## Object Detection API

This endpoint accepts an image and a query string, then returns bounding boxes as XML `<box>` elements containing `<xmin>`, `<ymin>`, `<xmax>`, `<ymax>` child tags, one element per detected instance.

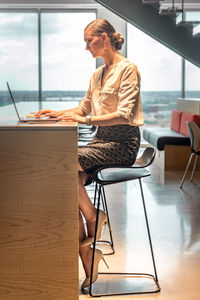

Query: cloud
<box><xmin>0</xmin><ymin>12</ymin><xmax>94</xmax><ymax>37</ymax></box>
<box><xmin>0</xmin><ymin>13</ymin><xmax>37</xmax><ymax>36</ymax></box>
<box><xmin>0</xmin><ymin>12</ymin><xmax>95</xmax><ymax>90</ymax></box>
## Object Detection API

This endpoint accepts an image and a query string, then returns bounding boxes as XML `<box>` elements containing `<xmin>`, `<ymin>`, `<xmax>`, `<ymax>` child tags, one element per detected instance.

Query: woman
<box><xmin>35</xmin><ymin>19</ymin><xmax>143</xmax><ymax>290</ymax></box>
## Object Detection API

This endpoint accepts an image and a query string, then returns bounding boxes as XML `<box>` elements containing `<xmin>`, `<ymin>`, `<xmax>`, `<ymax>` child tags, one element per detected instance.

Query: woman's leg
<box><xmin>78</xmin><ymin>162</ymin><xmax>95</xmax><ymax>278</ymax></box>
<box><xmin>78</xmin><ymin>163</ymin><xmax>98</xmax><ymax>278</ymax></box>
<box><xmin>79</xmin><ymin>210</ymin><xmax>93</xmax><ymax>278</ymax></box>
<box><xmin>78</xmin><ymin>163</ymin><xmax>97</xmax><ymax>237</ymax></box>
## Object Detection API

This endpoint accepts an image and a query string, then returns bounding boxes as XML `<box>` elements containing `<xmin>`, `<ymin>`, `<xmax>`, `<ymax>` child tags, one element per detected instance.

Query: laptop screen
<box><xmin>6</xmin><ymin>82</ymin><xmax>21</xmax><ymax>121</ymax></box>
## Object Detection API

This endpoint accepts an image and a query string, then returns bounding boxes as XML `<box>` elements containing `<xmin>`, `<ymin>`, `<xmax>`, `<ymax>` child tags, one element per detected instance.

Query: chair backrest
<box><xmin>134</xmin><ymin>147</ymin><xmax>156</xmax><ymax>168</ymax></box>
<box><xmin>187</xmin><ymin>121</ymin><xmax>200</xmax><ymax>152</ymax></box>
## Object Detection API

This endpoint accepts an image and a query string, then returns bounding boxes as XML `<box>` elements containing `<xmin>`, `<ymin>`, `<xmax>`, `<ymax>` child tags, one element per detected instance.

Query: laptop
<box><xmin>6</xmin><ymin>82</ymin><xmax>61</xmax><ymax>123</ymax></box>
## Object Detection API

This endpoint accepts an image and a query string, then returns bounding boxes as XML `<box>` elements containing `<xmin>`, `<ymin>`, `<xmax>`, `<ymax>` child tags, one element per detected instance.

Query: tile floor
<box><xmin>79</xmin><ymin>168</ymin><xmax>200</xmax><ymax>300</ymax></box>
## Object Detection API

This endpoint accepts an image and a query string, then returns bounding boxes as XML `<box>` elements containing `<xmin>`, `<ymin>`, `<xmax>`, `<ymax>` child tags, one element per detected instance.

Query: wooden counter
<box><xmin>0</xmin><ymin>120</ymin><xmax>78</xmax><ymax>300</ymax></box>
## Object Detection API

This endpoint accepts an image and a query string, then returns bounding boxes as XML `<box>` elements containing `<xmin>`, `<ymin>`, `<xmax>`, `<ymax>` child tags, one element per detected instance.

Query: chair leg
<box><xmin>89</xmin><ymin>181</ymin><xmax>160</xmax><ymax>297</ymax></box>
<box><xmin>180</xmin><ymin>153</ymin><xmax>194</xmax><ymax>189</ymax></box>
<box><xmin>190</xmin><ymin>155</ymin><xmax>198</xmax><ymax>182</ymax></box>
<box><xmin>93</xmin><ymin>183</ymin><xmax>115</xmax><ymax>255</ymax></box>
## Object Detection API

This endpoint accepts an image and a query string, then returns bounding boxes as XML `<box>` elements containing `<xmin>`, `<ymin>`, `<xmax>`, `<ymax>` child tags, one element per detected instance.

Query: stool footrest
<box><xmin>89</xmin><ymin>272</ymin><xmax>161</xmax><ymax>297</ymax></box>
<box><xmin>95</xmin><ymin>240</ymin><xmax>115</xmax><ymax>255</ymax></box>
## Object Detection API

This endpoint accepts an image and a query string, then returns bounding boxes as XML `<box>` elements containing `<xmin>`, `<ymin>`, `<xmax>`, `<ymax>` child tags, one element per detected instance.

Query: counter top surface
<box><xmin>0</xmin><ymin>120</ymin><xmax>78</xmax><ymax>130</ymax></box>
<box><xmin>0</xmin><ymin>101</ymin><xmax>78</xmax><ymax>130</ymax></box>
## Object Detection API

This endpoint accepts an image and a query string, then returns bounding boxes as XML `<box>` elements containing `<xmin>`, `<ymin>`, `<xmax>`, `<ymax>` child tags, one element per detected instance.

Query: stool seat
<box><xmin>92</xmin><ymin>167</ymin><xmax>151</xmax><ymax>185</ymax></box>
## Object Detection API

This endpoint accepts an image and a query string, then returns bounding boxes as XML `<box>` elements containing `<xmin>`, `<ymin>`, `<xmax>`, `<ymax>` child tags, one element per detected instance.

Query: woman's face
<box><xmin>84</xmin><ymin>28</ymin><xmax>105</xmax><ymax>58</ymax></box>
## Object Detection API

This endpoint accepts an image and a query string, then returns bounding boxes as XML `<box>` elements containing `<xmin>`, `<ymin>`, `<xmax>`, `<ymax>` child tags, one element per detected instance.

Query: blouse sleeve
<box><xmin>117</xmin><ymin>64</ymin><xmax>141</xmax><ymax>122</ymax></box>
<box><xmin>78</xmin><ymin>80</ymin><xmax>92</xmax><ymax>116</ymax></box>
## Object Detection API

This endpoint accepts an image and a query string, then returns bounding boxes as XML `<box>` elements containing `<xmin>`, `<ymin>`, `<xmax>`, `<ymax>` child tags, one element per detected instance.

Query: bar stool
<box><xmin>87</xmin><ymin>147</ymin><xmax>160</xmax><ymax>296</ymax></box>
<box><xmin>93</xmin><ymin>147</ymin><xmax>156</xmax><ymax>255</ymax></box>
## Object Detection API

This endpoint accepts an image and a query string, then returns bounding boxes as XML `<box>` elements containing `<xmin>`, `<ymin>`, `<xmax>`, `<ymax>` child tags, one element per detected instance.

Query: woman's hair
<box><xmin>85</xmin><ymin>19</ymin><xmax>124</xmax><ymax>50</ymax></box>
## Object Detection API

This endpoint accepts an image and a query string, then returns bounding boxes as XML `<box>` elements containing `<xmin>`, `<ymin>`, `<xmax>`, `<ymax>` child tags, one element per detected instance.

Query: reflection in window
<box><xmin>127</xmin><ymin>23</ymin><xmax>181</xmax><ymax>128</ymax></box>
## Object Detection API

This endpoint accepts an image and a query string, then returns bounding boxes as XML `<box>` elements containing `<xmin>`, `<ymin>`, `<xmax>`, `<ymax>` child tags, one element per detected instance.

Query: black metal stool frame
<box><xmin>88</xmin><ymin>167</ymin><xmax>161</xmax><ymax>297</ymax></box>
<box><xmin>90</xmin><ymin>147</ymin><xmax>157</xmax><ymax>256</ymax></box>
<box><xmin>92</xmin><ymin>147</ymin><xmax>156</xmax><ymax>257</ymax></box>
<box><xmin>93</xmin><ymin>182</ymin><xmax>115</xmax><ymax>255</ymax></box>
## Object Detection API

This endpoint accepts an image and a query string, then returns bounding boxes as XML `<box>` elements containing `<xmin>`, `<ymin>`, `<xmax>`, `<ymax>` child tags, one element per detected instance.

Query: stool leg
<box><xmin>100</xmin><ymin>186</ymin><xmax>106</xmax><ymax>212</ymax></box>
<box><xmin>100</xmin><ymin>186</ymin><xmax>115</xmax><ymax>254</ymax></box>
<box><xmin>139</xmin><ymin>178</ymin><xmax>158</xmax><ymax>282</ymax></box>
<box><xmin>93</xmin><ymin>183</ymin><xmax>115</xmax><ymax>255</ymax></box>
<box><xmin>93</xmin><ymin>182</ymin><xmax>98</xmax><ymax>207</ymax></box>
<box><xmin>89</xmin><ymin>184</ymin><xmax>102</xmax><ymax>295</ymax></box>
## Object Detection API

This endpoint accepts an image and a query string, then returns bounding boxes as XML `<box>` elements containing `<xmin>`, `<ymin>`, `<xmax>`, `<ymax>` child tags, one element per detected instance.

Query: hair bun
<box><xmin>112</xmin><ymin>32</ymin><xmax>124</xmax><ymax>50</ymax></box>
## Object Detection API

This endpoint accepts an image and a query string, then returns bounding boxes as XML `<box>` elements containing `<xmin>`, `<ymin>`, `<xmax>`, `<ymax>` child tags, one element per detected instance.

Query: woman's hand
<box><xmin>60</xmin><ymin>111</ymin><xmax>86</xmax><ymax>124</ymax></box>
<box><xmin>34</xmin><ymin>109</ymin><xmax>54</xmax><ymax>118</ymax></box>
<box><xmin>45</xmin><ymin>111</ymin><xmax>63</xmax><ymax>118</ymax></box>
<box><xmin>34</xmin><ymin>109</ymin><xmax>63</xmax><ymax>118</ymax></box>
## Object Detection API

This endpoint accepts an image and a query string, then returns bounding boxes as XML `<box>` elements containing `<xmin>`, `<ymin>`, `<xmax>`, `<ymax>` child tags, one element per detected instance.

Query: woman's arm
<box><xmin>60</xmin><ymin>111</ymin><xmax>128</xmax><ymax>126</ymax></box>
<box><xmin>88</xmin><ymin>112</ymin><xmax>129</xmax><ymax>126</ymax></box>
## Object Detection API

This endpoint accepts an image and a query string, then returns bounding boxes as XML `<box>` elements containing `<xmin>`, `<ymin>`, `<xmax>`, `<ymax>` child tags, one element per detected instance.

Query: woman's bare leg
<box><xmin>78</xmin><ymin>163</ymin><xmax>97</xmax><ymax>237</ymax></box>
<box><xmin>79</xmin><ymin>211</ymin><xmax>93</xmax><ymax>278</ymax></box>
<box><xmin>79</xmin><ymin>210</ymin><xmax>86</xmax><ymax>244</ymax></box>
<box><xmin>78</xmin><ymin>163</ymin><xmax>98</xmax><ymax>278</ymax></box>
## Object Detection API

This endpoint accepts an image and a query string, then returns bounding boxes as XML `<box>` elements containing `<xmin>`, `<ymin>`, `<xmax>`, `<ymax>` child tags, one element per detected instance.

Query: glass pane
<box><xmin>176</xmin><ymin>11</ymin><xmax>200</xmax><ymax>24</ymax></box>
<box><xmin>193</xmin><ymin>24</ymin><xmax>200</xmax><ymax>36</ymax></box>
<box><xmin>127</xmin><ymin>23</ymin><xmax>181</xmax><ymax>128</ymax></box>
<box><xmin>185</xmin><ymin>60</ymin><xmax>200</xmax><ymax>98</ymax></box>
<box><xmin>0</xmin><ymin>12</ymin><xmax>38</xmax><ymax>107</ymax></box>
<box><xmin>41</xmin><ymin>12</ymin><xmax>95</xmax><ymax>104</ymax></box>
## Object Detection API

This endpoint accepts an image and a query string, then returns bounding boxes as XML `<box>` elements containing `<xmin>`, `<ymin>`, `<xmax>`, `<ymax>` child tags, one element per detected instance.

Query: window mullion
<box><xmin>38</xmin><ymin>10</ymin><xmax>42</xmax><ymax>107</ymax></box>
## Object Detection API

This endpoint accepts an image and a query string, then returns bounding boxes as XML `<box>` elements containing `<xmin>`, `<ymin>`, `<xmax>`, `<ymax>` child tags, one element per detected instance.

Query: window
<box><xmin>41</xmin><ymin>12</ymin><xmax>95</xmax><ymax>101</ymax></box>
<box><xmin>127</xmin><ymin>23</ymin><xmax>181</xmax><ymax>128</ymax></box>
<box><xmin>185</xmin><ymin>60</ymin><xmax>200</xmax><ymax>99</ymax></box>
<box><xmin>0</xmin><ymin>13</ymin><xmax>38</xmax><ymax>101</ymax></box>
<box><xmin>0</xmin><ymin>11</ymin><xmax>95</xmax><ymax>112</ymax></box>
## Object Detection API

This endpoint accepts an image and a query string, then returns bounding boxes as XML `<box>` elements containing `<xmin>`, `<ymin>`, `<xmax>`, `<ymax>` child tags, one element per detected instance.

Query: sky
<box><xmin>0</xmin><ymin>12</ymin><xmax>199</xmax><ymax>92</ymax></box>
<box><xmin>0</xmin><ymin>12</ymin><xmax>95</xmax><ymax>91</ymax></box>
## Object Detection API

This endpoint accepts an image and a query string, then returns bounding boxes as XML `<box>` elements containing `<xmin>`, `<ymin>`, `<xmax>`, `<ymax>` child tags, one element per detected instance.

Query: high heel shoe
<box><xmin>81</xmin><ymin>210</ymin><xmax>107</xmax><ymax>247</ymax></box>
<box><xmin>81</xmin><ymin>248</ymin><xmax>109</xmax><ymax>290</ymax></box>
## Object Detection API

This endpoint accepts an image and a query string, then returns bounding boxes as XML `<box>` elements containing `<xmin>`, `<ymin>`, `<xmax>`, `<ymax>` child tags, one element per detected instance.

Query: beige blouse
<box><xmin>79</xmin><ymin>59</ymin><xmax>144</xmax><ymax>126</ymax></box>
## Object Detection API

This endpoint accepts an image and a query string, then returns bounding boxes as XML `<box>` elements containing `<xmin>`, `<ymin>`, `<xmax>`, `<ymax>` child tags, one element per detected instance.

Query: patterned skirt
<box><xmin>78</xmin><ymin>124</ymin><xmax>140</xmax><ymax>174</ymax></box>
